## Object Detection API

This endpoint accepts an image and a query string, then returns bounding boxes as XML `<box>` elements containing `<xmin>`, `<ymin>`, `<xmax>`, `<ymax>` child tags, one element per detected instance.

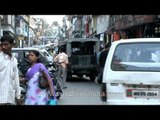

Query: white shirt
<box><xmin>0</xmin><ymin>52</ymin><xmax>21</xmax><ymax>104</ymax></box>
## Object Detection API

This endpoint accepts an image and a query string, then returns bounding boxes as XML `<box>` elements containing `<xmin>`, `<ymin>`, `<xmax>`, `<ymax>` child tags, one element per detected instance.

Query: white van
<box><xmin>102</xmin><ymin>38</ymin><xmax>160</xmax><ymax>105</ymax></box>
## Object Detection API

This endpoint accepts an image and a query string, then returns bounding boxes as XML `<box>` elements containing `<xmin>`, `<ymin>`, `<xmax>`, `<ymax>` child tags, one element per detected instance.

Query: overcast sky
<box><xmin>31</xmin><ymin>15</ymin><xmax>66</xmax><ymax>26</ymax></box>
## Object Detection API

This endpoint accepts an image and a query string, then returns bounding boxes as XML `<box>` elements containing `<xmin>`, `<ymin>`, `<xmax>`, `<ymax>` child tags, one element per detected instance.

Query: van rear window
<box><xmin>111</xmin><ymin>43</ymin><xmax>160</xmax><ymax>71</ymax></box>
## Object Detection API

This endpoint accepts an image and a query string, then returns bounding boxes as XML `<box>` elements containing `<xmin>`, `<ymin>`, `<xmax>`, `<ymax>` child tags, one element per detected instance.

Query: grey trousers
<box><xmin>57</xmin><ymin>65</ymin><xmax>67</xmax><ymax>88</ymax></box>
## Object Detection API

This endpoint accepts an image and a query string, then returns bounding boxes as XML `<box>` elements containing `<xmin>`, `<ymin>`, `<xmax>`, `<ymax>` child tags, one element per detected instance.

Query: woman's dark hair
<box><xmin>29</xmin><ymin>50</ymin><xmax>41</xmax><ymax>63</ymax></box>
<box><xmin>0</xmin><ymin>34</ymin><xmax>14</xmax><ymax>44</ymax></box>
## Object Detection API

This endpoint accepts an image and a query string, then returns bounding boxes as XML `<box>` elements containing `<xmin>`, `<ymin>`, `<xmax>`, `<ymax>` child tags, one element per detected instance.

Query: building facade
<box><xmin>1</xmin><ymin>15</ymin><xmax>15</xmax><ymax>37</ymax></box>
<box><xmin>107</xmin><ymin>15</ymin><xmax>160</xmax><ymax>42</ymax></box>
<box><xmin>15</xmin><ymin>15</ymin><xmax>30</xmax><ymax>47</ymax></box>
<box><xmin>29</xmin><ymin>16</ymin><xmax>36</xmax><ymax>46</ymax></box>
<box><xmin>96</xmin><ymin>15</ymin><xmax>110</xmax><ymax>44</ymax></box>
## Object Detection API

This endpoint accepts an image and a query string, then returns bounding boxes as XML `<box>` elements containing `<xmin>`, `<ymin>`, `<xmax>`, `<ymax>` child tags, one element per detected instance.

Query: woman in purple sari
<box><xmin>23</xmin><ymin>50</ymin><xmax>54</xmax><ymax>105</ymax></box>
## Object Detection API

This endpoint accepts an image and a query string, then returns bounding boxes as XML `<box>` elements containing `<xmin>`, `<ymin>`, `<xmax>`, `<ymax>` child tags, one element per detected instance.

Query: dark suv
<box><xmin>59</xmin><ymin>38</ymin><xmax>100</xmax><ymax>81</ymax></box>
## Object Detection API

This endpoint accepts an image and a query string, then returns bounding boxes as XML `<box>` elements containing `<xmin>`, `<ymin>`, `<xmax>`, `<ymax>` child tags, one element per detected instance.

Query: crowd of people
<box><xmin>0</xmin><ymin>34</ymin><xmax>68</xmax><ymax>105</ymax></box>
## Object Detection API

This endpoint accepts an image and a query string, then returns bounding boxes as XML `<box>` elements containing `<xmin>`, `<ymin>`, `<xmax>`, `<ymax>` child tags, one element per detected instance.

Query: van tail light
<box><xmin>126</xmin><ymin>89</ymin><xmax>133</xmax><ymax>97</ymax></box>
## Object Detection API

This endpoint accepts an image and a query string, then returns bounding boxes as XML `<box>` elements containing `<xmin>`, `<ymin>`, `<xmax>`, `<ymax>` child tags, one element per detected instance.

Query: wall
<box><xmin>97</xmin><ymin>15</ymin><xmax>109</xmax><ymax>34</ymax></box>
<box><xmin>29</xmin><ymin>17</ymin><xmax>36</xmax><ymax>30</ymax></box>
<box><xmin>114</xmin><ymin>15</ymin><xmax>156</xmax><ymax>30</ymax></box>
<box><xmin>1</xmin><ymin>15</ymin><xmax>15</xmax><ymax>35</ymax></box>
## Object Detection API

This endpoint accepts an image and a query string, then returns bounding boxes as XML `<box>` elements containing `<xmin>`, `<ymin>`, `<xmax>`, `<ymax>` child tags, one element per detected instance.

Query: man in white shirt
<box><xmin>54</xmin><ymin>47</ymin><xmax>69</xmax><ymax>89</ymax></box>
<box><xmin>0</xmin><ymin>34</ymin><xmax>21</xmax><ymax>105</ymax></box>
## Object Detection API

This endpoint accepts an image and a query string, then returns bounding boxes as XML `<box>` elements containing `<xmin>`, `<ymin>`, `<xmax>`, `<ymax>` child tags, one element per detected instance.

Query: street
<box><xmin>57</xmin><ymin>76</ymin><xmax>105</xmax><ymax>105</ymax></box>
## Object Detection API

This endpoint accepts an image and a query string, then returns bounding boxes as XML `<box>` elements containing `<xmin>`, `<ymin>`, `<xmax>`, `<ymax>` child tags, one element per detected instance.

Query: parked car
<box><xmin>12</xmin><ymin>47</ymin><xmax>50</xmax><ymax>65</ymax></box>
<box><xmin>12</xmin><ymin>47</ymin><xmax>50</xmax><ymax>74</ymax></box>
<box><xmin>102</xmin><ymin>38</ymin><xmax>160</xmax><ymax>105</ymax></box>
<box><xmin>40</xmin><ymin>49</ymin><xmax>53</xmax><ymax>65</ymax></box>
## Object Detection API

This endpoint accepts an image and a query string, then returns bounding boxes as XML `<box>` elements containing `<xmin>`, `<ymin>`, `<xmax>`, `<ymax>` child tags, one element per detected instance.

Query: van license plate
<box><xmin>132</xmin><ymin>90</ymin><xmax>159</xmax><ymax>98</ymax></box>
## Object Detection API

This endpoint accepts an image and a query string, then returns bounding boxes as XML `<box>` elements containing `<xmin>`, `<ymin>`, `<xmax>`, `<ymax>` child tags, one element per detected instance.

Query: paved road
<box><xmin>57</xmin><ymin>76</ymin><xmax>106</xmax><ymax>105</ymax></box>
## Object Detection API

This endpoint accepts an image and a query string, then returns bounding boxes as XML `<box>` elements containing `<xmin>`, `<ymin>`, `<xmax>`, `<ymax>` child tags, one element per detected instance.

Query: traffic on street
<box><xmin>1</xmin><ymin>15</ymin><xmax>160</xmax><ymax>105</ymax></box>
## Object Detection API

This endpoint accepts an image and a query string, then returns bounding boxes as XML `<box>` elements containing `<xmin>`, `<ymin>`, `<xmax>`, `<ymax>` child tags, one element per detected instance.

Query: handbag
<box><xmin>39</xmin><ymin>69</ymin><xmax>49</xmax><ymax>89</ymax></box>
<box><xmin>47</xmin><ymin>78</ymin><xmax>57</xmax><ymax>105</ymax></box>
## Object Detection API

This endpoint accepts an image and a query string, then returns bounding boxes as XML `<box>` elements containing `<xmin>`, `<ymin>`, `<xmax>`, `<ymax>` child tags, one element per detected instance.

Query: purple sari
<box><xmin>25</xmin><ymin>63</ymin><xmax>52</xmax><ymax>105</ymax></box>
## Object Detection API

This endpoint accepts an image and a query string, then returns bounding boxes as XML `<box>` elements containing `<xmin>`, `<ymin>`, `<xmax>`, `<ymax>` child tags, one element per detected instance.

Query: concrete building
<box><xmin>96</xmin><ymin>15</ymin><xmax>110</xmax><ymax>44</ymax></box>
<box><xmin>29</xmin><ymin>16</ymin><xmax>36</xmax><ymax>46</ymax></box>
<box><xmin>15</xmin><ymin>15</ymin><xmax>30</xmax><ymax>47</ymax></box>
<box><xmin>66</xmin><ymin>15</ymin><xmax>73</xmax><ymax>39</ymax></box>
<box><xmin>34</xmin><ymin>18</ymin><xmax>43</xmax><ymax>45</ymax></box>
<box><xmin>1</xmin><ymin>15</ymin><xmax>15</xmax><ymax>37</ymax></box>
<box><xmin>71</xmin><ymin>15</ymin><xmax>83</xmax><ymax>38</ymax></box>
<box><xmin>67</xmin><ymin>15</ymin><xmax>93</xmax><ymax>39</ymax></box>
<box><xmin>107</xmin><ymin>15</ymin><xmax>160</xmax><ymax>42</ymax></box>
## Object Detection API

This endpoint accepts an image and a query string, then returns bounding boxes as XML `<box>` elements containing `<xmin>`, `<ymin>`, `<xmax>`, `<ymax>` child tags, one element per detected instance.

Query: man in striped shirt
<box><xmin>0</xmin><ymin>34</ymin><xmax>21</xmax><ymax>105</ymax></box>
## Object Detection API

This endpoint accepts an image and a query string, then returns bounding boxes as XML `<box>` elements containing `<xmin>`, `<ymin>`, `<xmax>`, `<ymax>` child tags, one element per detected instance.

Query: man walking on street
<box><xmin>98</xmin><ymin>44</ymin><xmax>111</xmax><ymax>84</ymax></box>
<box><xmin>0</xmin><ymin>34</ymin><xmax>21</xmax><ymax>105</ymax></box>
<box><xmin>54</xmin><ymin>47</ymin><xmax>69</xmax><ymax>89</ymax></box>
<box><xmin>97</xmin><ymin>46</ymin><xmax>104</xmax><ymax>84</ymax></box>
<box><xmin>0</xmin><ymin>43</ymin><xmax>2</xmax><ymax>53</ymax></box>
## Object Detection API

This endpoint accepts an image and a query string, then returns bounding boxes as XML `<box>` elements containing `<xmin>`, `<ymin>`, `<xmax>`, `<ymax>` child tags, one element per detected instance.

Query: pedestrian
<box><xmin>98</xmin><ymin>43</ymin><xmax>111</xmax><ymax>84</ymax></box>
<box><xmin>0</xmin><ymin>42</ymin><xmax>2</xmax><ymax>53</ymax></box>
<box><xmin>20</xmin><ymin>50</ymin><xmax>55</xmax><ymax>105</ymax></box>
<box><xmin>0</xmin><ymin>34</ymin><xmax>21</xmax><ymax>105</ymax></box>
<box><xmin>96</xmin><ymin>46</ymin><xmax>104</xmax><ymax>84</ymax></box>
<box><xmin>54</xmin><ymin>47</ymin><xmax>69</xmax><ymax>89</ymax></box>
<box><xmin>97</xmin><ymin>46</ymin><xmax>104</xmax><ymax>65</ymax></box>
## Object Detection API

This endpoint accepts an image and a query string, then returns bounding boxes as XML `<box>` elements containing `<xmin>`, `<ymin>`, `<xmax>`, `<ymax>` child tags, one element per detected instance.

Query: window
<box><xmin>111</xmin><ymin>42</ymin><xmax>160</xmax><ymax>71</ymax></box>
<box><xmin>71</xmin><ymin>41</ymin><xmax>96</xmax><ymax>55</ymax></box>
<box><xmin>12</xmin><ymin>53</ymin><xmax>19</xmax><ymax>60</ymax></box>
<box><xmin>24</xmin><ymin>51</ymin><xmax>29</xmax><ymax>58</ymax></box>
<box><xmin>25</xmin><ymin>24</ymin><xmax>28</xmax><ymax>32</ymax></box>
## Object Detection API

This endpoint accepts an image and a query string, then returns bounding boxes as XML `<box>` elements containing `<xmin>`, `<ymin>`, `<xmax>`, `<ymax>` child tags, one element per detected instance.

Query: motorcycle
<box><xmin>48</xmin><ymin>63</ymin><xmax>63</xmax><ymax>99</ymax></box>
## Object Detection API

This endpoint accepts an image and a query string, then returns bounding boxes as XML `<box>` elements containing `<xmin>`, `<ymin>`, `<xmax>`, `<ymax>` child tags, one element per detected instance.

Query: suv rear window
<box><xmin>111</xmin><ymin>42</ymin><xmax>160</xmax><ymax>72</ymax></box>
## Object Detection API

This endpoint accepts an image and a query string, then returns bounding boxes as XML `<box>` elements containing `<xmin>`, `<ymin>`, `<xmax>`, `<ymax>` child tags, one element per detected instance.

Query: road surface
<box><xmin>57</xmin><ymin>76</ymin><xmax>105</xmax><ymax>105</ymax></box>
